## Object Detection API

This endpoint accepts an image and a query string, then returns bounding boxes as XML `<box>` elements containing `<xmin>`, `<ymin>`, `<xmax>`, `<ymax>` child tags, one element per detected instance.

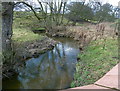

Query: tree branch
<box><xmin>15</xmin><ymin>2</ymin><xmax>43</xmax><ymax>20</ymax></box>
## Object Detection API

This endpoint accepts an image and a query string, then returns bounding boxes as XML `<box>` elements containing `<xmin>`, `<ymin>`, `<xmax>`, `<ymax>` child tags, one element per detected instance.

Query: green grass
<box><xmin>12</xmin><ymin>28</ymin><xmax>43</xmax><ymax>42</ymax></box>
<box><xmin>71</xmin><ymin>37</ymin><xmax>119</xmax><ymax>87</ymax></box>
<box><xmin>12</xmin><ymin>11</ymin><xmax>44</xmax><ymax>43</ymax></box>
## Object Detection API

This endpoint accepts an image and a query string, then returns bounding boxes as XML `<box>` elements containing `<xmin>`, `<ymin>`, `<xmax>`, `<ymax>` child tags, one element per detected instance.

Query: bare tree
<box><xmin>15</xmin><ymin>0</ymin><xmax>67</xmax><ymax>28</ymax></box>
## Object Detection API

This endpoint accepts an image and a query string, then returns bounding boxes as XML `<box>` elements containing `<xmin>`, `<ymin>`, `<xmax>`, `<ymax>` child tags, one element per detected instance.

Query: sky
<box><xmin>32</xmin><ymin>0</ymin><xmax>120</xmax><ymax>5</ymax></box>
<box><xmin>103</xmin><ymin>0</ymin><xmax>120</xmax><ymax>6</ymax></box>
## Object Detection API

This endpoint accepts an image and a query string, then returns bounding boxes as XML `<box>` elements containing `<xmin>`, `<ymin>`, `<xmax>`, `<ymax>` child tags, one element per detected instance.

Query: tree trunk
<box><xmin>2</xmin><ymin>2</ymin><xmax>14</xmax><ymax>52</ymax></box>
<box><xmin>2</xmin><ymin>2</ymin><xmax>15</xmax><ymax>78</ymax></box>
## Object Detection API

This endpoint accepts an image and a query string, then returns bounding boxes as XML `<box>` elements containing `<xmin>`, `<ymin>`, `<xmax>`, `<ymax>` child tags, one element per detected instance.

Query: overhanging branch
<box><xmin>15</xmin><ymin>2</ymin><xmax>44</xmax><ymax>21</ymax></box>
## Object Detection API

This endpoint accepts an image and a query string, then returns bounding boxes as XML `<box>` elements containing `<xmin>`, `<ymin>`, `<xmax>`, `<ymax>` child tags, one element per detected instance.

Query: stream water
<box><xmin>3</xmin><ymin>37</ymin><xmax>80</xmax><ymax>89</ymax></box>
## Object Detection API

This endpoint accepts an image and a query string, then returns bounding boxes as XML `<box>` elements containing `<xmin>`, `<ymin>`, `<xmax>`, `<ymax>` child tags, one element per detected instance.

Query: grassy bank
<box><xmin>12</xmin><ymin>11</ymin><xmax>44</xmax><ymax>43</ymax></box>
<box><xmin>71</xmin><ymin>37</ymin><xmax>119</xmax><ymax>87</ymax></box>
<box><xmin>12</xmin><ymin>28</ymin><xmax>43</xmax><ymax>42</ymax></box>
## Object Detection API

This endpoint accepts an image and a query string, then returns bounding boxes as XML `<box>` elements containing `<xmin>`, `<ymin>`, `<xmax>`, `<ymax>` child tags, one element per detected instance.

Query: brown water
<box><xmin>3</xmin><ymin>37</ymin><xmax>80</xmax><ymax>89</ymax></box>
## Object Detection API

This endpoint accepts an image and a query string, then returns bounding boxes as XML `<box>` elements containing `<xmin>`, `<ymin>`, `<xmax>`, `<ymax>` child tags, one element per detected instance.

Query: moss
<box><xmin>71</xmin><ymin>37</ymin><xmax>119</xmax><ymax>87</ymax></box>
<box><xmin>32</xmin><ymin>27</ymin><xmax>46</xmax><ymax>32</ymax></box>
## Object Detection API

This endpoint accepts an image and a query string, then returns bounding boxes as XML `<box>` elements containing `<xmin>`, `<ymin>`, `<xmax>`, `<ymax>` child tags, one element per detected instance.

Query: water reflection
<box><xmin>3</xmin><ymin>38</ymin><xmax>80</xmax><ymax>89</ymax></box>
